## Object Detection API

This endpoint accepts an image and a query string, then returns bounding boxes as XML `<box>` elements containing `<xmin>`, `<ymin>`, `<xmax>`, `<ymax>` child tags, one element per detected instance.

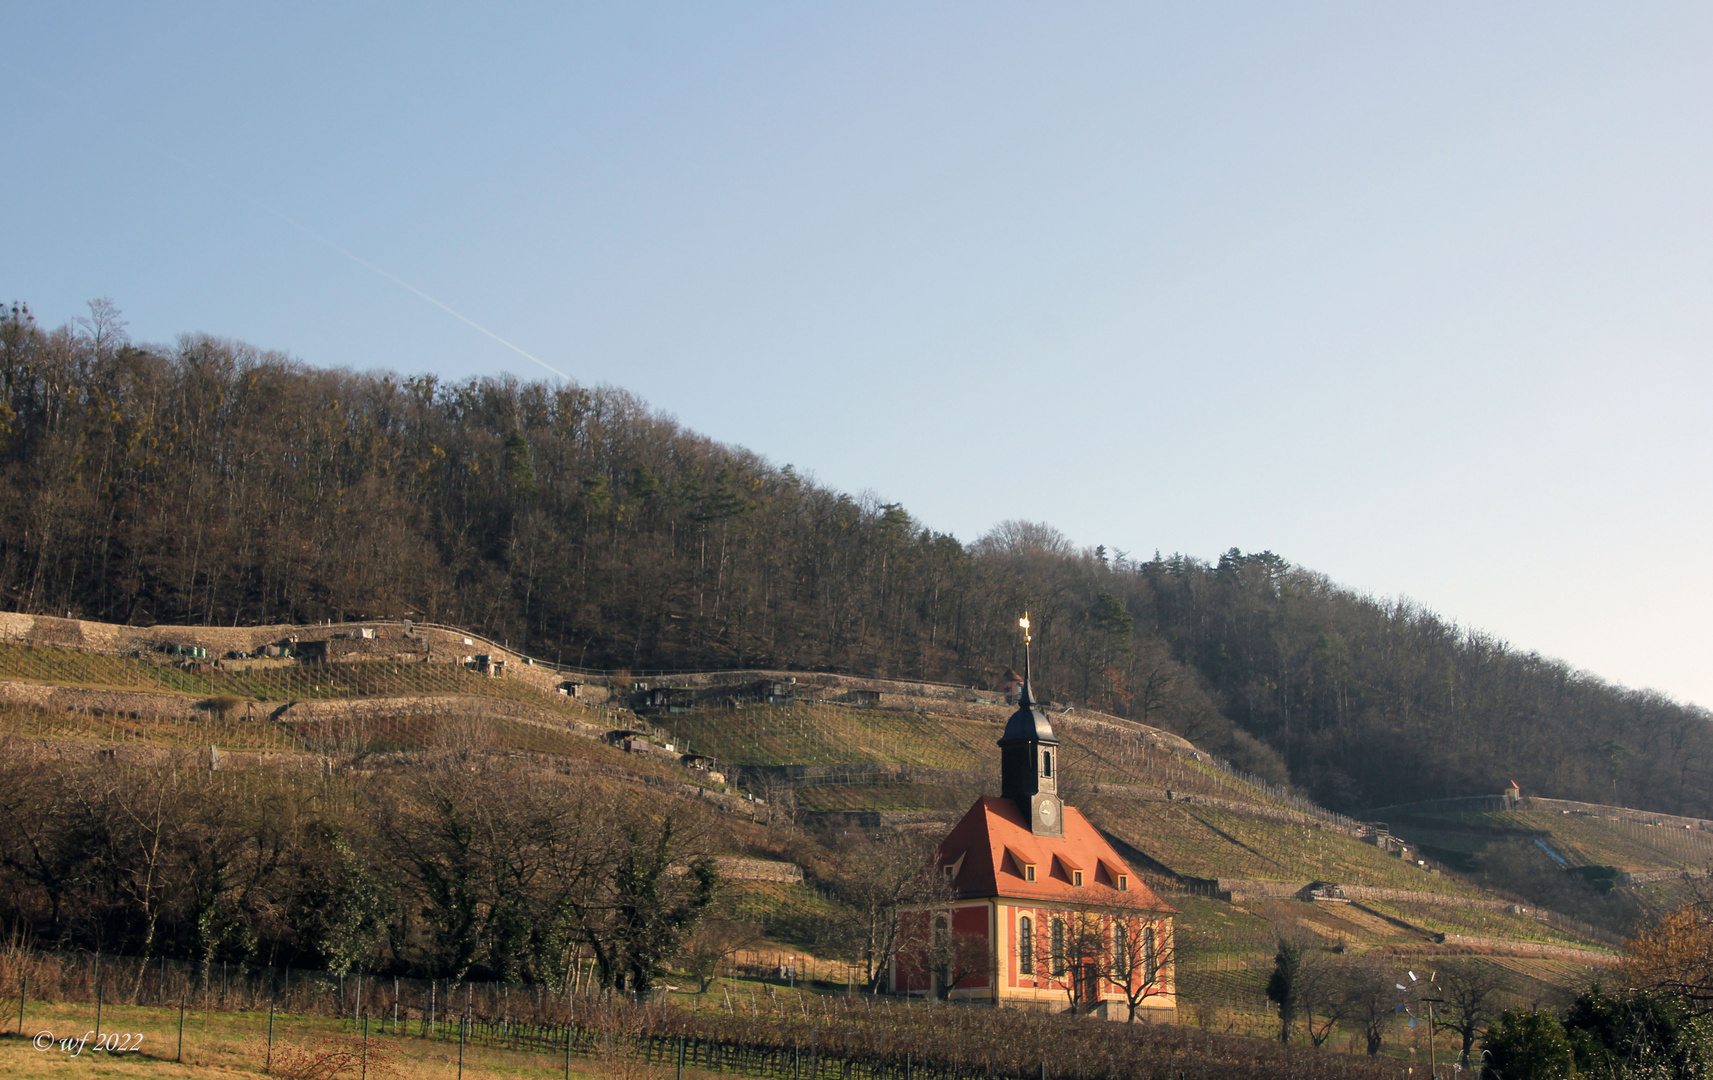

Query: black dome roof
<box><xmin>998</xmin><ymin>695</ymin><xmax>1058</xmax><ymax>746</ymax></box>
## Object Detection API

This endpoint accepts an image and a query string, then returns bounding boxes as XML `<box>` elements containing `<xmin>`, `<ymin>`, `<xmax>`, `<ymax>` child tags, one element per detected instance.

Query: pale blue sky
<box><xmin>7</xmin><ymin>3</ymin><xmax>1713</xmax><ymax>707</ymax></box>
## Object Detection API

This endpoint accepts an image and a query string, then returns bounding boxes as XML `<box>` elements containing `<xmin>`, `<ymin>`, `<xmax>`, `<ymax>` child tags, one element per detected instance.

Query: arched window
<box><xmin>1144</xmin><ymin>925</ymin><xmax>1158</xmax><ymax>985</ymax></box>
<box><xmin>1050</xmin><ymin>917</ymin><xmax>1066</xmax><ymax>976</ymax></box>
<box><xmin>1018</xmin><ymin>917</ymin><xmax>1034</xmax><ymax>975</ymax></box>
<box><xmin>1112</xmin><ymin>921</ymin><xmax>1128</xmax><ymax>979</ymax></box>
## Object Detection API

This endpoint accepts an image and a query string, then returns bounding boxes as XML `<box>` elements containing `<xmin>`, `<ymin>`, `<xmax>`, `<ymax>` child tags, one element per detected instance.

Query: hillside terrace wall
<box><xmin>1174</xmin><ymin>878</ymin><xmax>1510</xmax><ymax>910</ymax></box>
<box><xmin>1</xmin><ymin>613</ymin><xmax>1327</xmax><ymax>816</ymax></box>
<box><xmin>269</xmin><ymin>696</ymin><xmax>613</xmax><ymax>743</ymax></box>
<box><xmin>1081</xmin><ymin>782</ymin><xmax>1382</xmax><ymax>840</ymax></box>
<box><xmin>1368</xmin><ymin>793</ymin><xmax>1713</xmax><ymax>833</ymax></box>
<box><xmin>1340</xmin><ymin>886</ymin><xmax>1508</xmax><ymax>909</ymax></box>
<box><xmin>0</xmin><ymin>613</ymin><xmax>616</xmax><ymax>701</ymax></box>
<box><xmin>1386</xmin><ymin>937</ymin><xmax>1618</xmax><ymax>965</ymax></box>
<box><xmin>1209</xmin><ymin>879</ymin><xmax>1310</xmax><ymax>901</ymax></box>
<box><xmin>0</xmin><ymin>678</ymin><xmax>602</xmax><ymax>736</ymax></box>
<box><xmin>1517</xmin><ymin>797</ymin><xmax>1713</xmax><ymax>832</ymax></box>
<box><xmin>0</xmin><ymin>679</ymin><xmax>211</xmax><ymax>721</ymax></box>
<box><xmin>713</xmin><ymin>857</ymin><xmax>805</xmax><ymax>883</ymax></box>
<box><xmin>5</xmin><ymin>734</ymin><xmax>328</xmax><ymax>773</ymax></box>
<box><xmin>802</xmin><ymin>809</ymin><xmax>958</xmax><ymax>830</ymax></box>
<box><xmin>4</xmin><ymin>734</ymin><xmax>760</xmax><ymax>820</ymax></box>
<box><xmin>630</xmin><ymin>667</ymin><xmax>1195</xmax><ymax>749</ymax></box>
<box><xmin>1620</xmin><ymin>868</ymin><xmax>1713</xmax><ymax>885</ymax></box>
<box><xmin>0</xmin><ymin>612</ymin><xmax>1186</xmax><ymax>742</ymax></box>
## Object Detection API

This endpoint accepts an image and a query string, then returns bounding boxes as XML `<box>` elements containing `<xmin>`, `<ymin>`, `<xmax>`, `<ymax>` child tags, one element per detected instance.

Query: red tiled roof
<box><xmin>936</xmin><ymin>797</ymin><xmax>1174</xmax><ymax>912</ymax></box>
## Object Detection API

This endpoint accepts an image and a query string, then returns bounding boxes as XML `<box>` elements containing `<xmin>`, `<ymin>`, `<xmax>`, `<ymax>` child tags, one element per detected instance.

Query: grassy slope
<box><xmin>1385</xmin><ymin>805</ymin><xmax>1713</xmax><ymax>930</ymax></box>
<box><xmin>1390</xmin><ymin>806</ymin><xmax>1713</xmax><ymax>873</ymax></box>
<box><xmin>1086</xmin><ymin>799</ymin><xmax>1484</xmax><ymax>895</ymax></box>
<box><xmin>0</xmin><ymin>639</ymin><xmax>1621</xmax><ymax>1037</ymax></box>
<box><xmin>654</xmin><ymin>703</ymin><xmax>1613</xmax><ymax>1036</ymax></box>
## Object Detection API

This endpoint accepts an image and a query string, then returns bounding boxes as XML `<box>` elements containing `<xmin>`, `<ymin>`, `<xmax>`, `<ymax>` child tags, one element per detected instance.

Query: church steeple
<box><xmin>999</xmin><ymin>613</ymin><xmax>1062</xmax><ymax>837</ymax></box>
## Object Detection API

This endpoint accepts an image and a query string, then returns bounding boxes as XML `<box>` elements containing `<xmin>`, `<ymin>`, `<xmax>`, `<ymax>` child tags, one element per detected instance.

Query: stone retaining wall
<box><xmin>1215</xmin><ymin>879</ymin><xmax>1312</xmax><ymax>901</ymax></box>
<box><xmin>1435</xmin><ymin>935</ymin><xmax>1617</xmax><ymax>964</ymax></box>
<box><xmin>1341</xmin><ymin>886</ymin><xmax>1508</xmax><ymax>909</ymax></box>
<box><xmin>714</xmin><ymin>857</ymin><xmax>805</xmax><ymax>883</ymax></box>
<box><xmin>0</xmin><ymin>679</ymin><xmax>204</xmax><ymax>719</ymax></box>
<box><xmin>1368</xmin><ymin>793</ymin><xmax>1713</xmax><ymax>833</ymax></box>
<box><xmin>1620</xmin><ymin>868</ymin><xmax>1713</xmax><ymax>885</ymax></box>
<box><xmin>0</xmin><ymin>678</ymin><xmax>604</xmax><ymax>738</ymax></box>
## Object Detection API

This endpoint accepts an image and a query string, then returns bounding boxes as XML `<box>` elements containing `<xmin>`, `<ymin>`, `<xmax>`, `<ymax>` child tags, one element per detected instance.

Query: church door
<box><xmin>1078</xmin><ymin>963</ymin><xmax>1100</xmax><ymax>1009</ymax></box>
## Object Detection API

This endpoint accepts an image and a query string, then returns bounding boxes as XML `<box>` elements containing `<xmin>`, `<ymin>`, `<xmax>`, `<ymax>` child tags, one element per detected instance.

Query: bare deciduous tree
<box><xmin>1438</xmin><ymin>958</ymin><xmax>1506</xmax><ymax>1067</ymax></box>
<box><xmin>817</xmin><ymin>832</ymin><xmax>948</xmax><ymax>993</ymax></box>
<box><xmin>681</xmin><ymin>917</ymin><xmax>762</xmax><ymax>993</ymax></box>
<box><xmin>1107</xmin><ymin>913</ymin><xmax>1178</xmax><ymax>1023</ymax></box>
<box><xmin>1336</xmin><ymin>955</ymin><xmax>1401</xmax><ymax>1056</ymax></box>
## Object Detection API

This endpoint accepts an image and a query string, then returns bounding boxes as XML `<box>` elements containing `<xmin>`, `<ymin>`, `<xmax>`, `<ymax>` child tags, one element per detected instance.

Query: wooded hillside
<box><xmin>2</xmin><ymin>302</ymin><xmax>1707</xmax><ymax>816</ymax></box>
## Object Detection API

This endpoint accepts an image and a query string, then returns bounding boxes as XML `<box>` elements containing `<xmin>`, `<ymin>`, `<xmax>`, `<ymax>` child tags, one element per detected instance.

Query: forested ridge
<box><xmin>2</xmin><ymin>301</ymin><xmax>1709</xmax><ymax>816</ymax></box>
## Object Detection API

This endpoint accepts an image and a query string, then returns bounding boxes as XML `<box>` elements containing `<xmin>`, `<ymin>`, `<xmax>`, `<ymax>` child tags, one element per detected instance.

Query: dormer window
<box><xmin>1025</xmin><ymin>864</ymin><xmax>1037</xmax><ymax>882</ymax></box>
<box><xmin>944</xmin><ymin>850</ymin><xmax>967</xmax><ymax>882</ymax></box>
<box><xmin>1072</xmin><ymin>870</ymin><xmax>1084</xmax><ymax>887</ymax></box>
<box><xmin>1117</xmin><ymin>874</ymin><xmax>1129</xmax><ymax>891</ymax></box>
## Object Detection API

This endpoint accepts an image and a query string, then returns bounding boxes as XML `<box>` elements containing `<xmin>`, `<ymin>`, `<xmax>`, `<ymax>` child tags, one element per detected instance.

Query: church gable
<box><xmin>935</xmin><ymin>798</ymin><xmax>1172</xmax><ymax>913</ymax></box>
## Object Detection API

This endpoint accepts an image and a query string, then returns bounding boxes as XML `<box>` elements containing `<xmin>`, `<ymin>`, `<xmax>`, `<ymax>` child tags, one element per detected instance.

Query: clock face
<box><xmin>1039</xmin><ymin>800</ymin><xmax>1055</xmax><ymax>822</ymax></box>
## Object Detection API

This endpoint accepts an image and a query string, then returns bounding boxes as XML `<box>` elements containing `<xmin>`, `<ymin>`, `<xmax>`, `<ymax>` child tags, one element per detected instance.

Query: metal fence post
<box><xmin>177</xmin><ymin>993</ymin><xmax>186</xmax><ymax>1063</ymax></box>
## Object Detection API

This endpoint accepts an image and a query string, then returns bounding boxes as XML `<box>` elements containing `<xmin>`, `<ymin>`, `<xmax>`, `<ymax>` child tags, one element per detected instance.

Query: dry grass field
<box><xmin>0</xmin><ymin>999</ymin><xmax>620</xmax><ymax>1080</ymax></box>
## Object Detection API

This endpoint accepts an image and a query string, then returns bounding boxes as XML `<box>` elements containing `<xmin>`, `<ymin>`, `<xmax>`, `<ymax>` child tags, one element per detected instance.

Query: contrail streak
<box><xmin>277</xmin><ymin>216</ymin><xmax>576</xmax><ymax>383</ymax></box>
<box><xmin>10</xmin><ymin>64</ymin><xmax>576</xmax><ymax>383</ymax></box>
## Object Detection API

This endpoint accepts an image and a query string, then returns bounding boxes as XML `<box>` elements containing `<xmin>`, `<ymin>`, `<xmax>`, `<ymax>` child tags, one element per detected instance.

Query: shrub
<box><xmin>259</xmin><ymin>1034</ymin><xmax>401</xmax><ymax>1079</ymax></box>
<box><xmin>1481</xmin><ymin>1009</ymin><xmax>1574</xmax><ymax>1080</ymax></box>
<box><xmin>199</xmin><ymin>694</ymin><xmax>246</xmax><ymax>721</ymax></box>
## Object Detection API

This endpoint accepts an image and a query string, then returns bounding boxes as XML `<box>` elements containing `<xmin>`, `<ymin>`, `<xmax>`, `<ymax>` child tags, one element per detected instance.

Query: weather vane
<box><xmin>1018</xmin><ymin>612</ymin><xmax>1032</xmax><ymax>686</ymax></box>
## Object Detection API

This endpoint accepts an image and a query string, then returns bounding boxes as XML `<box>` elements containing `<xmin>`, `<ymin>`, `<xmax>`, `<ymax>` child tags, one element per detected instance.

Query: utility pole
<box><xmin>1401</xmin><ymin>967</ymin><xmax>1442</xmax><ymax>1080</ymax></box>
<box><xmin>1422</xmin><ymin>997</ymin><xmax>1444</xmax><ymax>1080</ymax></box>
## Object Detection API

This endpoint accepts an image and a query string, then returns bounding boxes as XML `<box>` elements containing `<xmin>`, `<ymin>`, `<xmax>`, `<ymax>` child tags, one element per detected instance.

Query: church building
<box><xmin>890</xmin><ymin>639</ymin><xmax>1176</xmax><ymax>1022</ymax></box>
